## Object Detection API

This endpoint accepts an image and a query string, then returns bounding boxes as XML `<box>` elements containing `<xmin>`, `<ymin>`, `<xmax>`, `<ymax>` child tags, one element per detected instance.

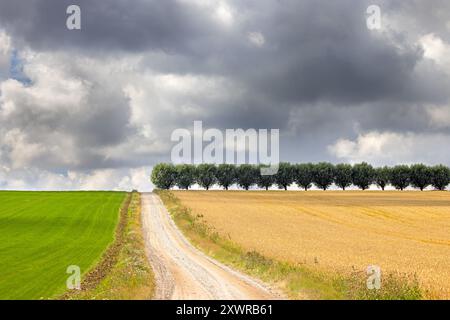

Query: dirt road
<box><xmin>141</xmin><ymin>193</ymin><xmax>280</xmax><ymax>300</ymax></box>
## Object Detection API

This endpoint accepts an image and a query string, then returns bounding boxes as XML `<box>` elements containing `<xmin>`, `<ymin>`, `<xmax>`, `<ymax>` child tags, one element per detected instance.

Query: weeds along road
<box><xmin>141</xmin><ymin>193</ymin><xmax>279</xmax><ymax>300</ymax></box>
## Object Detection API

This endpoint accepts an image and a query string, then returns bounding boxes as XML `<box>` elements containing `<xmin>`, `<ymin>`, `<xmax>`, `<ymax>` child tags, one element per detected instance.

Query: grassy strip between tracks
<box><xmin>62</xmin><ymin>192</ymin><xmax>154</xmax><ymax>300</ymax></box>
<box><xmin>156</xmin><ymin>190</ymin><xmax>423</xmax><ymax>300</ymax></box>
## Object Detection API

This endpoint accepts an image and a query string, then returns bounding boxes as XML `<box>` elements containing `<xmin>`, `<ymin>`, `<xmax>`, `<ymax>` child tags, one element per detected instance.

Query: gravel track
<box><xmin>141</xmin><ymin>193</ymin><xmax>281</xmax><ymax>300</ymax></box>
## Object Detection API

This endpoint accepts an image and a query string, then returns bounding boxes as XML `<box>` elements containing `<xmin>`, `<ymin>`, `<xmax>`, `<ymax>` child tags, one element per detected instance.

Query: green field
<box><xmin>0</xmin><ymin>191</ymin><xmax>126</xmax><ymax>299</ymax></box>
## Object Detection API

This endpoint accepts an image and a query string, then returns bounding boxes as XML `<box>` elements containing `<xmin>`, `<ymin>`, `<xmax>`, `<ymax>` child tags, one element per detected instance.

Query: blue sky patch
<box><xmin>9</xmin><ymin>50</ymin><xmax>31</xmax><ymax>85</ymax></box>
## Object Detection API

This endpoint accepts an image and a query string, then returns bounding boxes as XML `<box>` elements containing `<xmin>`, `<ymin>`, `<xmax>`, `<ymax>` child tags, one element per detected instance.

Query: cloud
<box><xmin>328</xmin><ymin>131</ymin><xmax>450</xmax><ymax>165</ymax></box>
<box><xmin>247</xmin><ymin>32</ymin><xmax>265</xmax><ymax>47</ymax></box>
<box><xmin>0</xmin><ymin>31</ymin><xmax>11</xmax><ymax>79</ymax></box>
<box><xmin>0</xmin><ymin>0</ymin><xmax>449</xmax><ymax>190</ymax></box>
<box><xmin>419</xmin><ymin>33</ymin><xmax>450</xmax><ymax>72</ymax></box>
<box><xmin>0</xmin><ymin>52</ymin><xmax>135</xmax><ymax>171</ymax></box>
<box><xmin>0</xmin><ymin>165</ymin><xmax>153</xmax><ymax>191</ymax></box>
<box><xmin>0</xmin><ymin>46</ymin><xmax>242</xmax><ymax>189</ymax></box>
<box><xmin>214</xmin><ymin>1</ymin><xmax>235</xmax><ymax>27</ymax></box>
<box><xmin>426</xmin><ymin>105</ymin><xmax>450</xmax><ymax>128</ymax></box>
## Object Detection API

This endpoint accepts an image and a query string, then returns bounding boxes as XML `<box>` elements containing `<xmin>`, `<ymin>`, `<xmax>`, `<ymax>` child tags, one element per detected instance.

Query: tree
<box><xmin>151</xmin><ymin>163</ymin><xmax>177</xmax><ymax>190</ymax></box>
<box><xmin>390</xmin><ymin>165</ymin><xmax>410</xmax><ymax>191</ymax></box>
<box><xmin>312</xmin><ymin>162</ymin><xmax>335</xmax><ymax>191</ymax></box>
<box><xmin>352</xmin><ymin>162</ymin><xmax>375</xmax><ymax>191</ymax></box>
<box><xmin>294</xmin><ymin>163</ymin><xmax>314</xmax><ymax>191</ymax></box>
<box><xmin>236</xmin><ymin>164</ymin><xmax>258</xmax><ymax>190</ymax></box>
<box><xmin>374</xmin><ymin>166</ymin><xmax>391</xmax><ymax>191</ymax></box>
<box><xmin>215</xmin><ymin>164</ymin><xmax>236</xmax><ymax>190</ymax></box>
<box><xmin>409</xmin><ymin>164</ymin><xmax>432</xmax><ymax>191</ymax></box>
<box><xmin>430</xmin><ymin>165</ymin><xmax>450</xmax><ymax>191</ymax></box>
<box><xmin>196</xmin><ymin>164</ymin><xmax>217</xmax><ymax>190</ymax></box>
<box><xmin>334</xmin><ymin>164</ymin><xmax>353</xmax><ymax>190</ymax></box>
<box><xmin>275</xmin><ymin>162</ymin><xmax>294</xmax><ymax>190</ymax></box>
<box><xmin>175</xmin><ymin>164</ymin><xmax>196</xmax><ymax>190</ymax></box>
<box><xmin>257</xmin><ymin>165</ymin><xmax>275</xmax><ymax>190</ymax></box>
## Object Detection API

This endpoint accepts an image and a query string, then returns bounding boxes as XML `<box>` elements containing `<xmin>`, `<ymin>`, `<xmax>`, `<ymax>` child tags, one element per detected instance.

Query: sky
<box><xmin>0</xmin><ymin>0</ymin><xmax>449</xmax><ymax>191</ymax></box>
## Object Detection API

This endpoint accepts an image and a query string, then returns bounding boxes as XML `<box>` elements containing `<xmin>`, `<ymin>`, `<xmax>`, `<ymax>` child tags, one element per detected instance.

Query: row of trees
<box><xmin>151</xmin><ymin>162</ymin><xmax>450</xmax><ymax>191</ymax></box>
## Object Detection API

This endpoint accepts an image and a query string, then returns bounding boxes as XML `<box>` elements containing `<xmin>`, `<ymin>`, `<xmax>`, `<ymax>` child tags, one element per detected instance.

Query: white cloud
<box><xmin>0</xmin><ymin>31</ymin><xmax>10</xmax><ymax>55</ymax></box>
<box><xmin>214</xmin><ymin>2</ymin><xmax>234</xmax><ymax>27</ymax></box>
<box><xmin>0</xmin><ymin>30</ymin><xmax>11</xmax><ymax>78</ymax></box>
<box><xmin>328</xmin><ymin>131</ymin><xmax>450</xmax><ymax>165</ymax></box>
<box><xmin>0</xmin><ymin>166</ymin><xmax>154</xmax><ymax>191</ymax></box>
<box><xmin>248</xmin><ymin>32</ymin><xmax>265</xmax><ymax>47</ymax></box>
<box><xmin>0</xmin><ymin>51</ymin><xmax>146</xmax><ymax>170</ymax></box>
<box><xmin>419</xmin><ymin>33</ymin><xmax>450</xmax><ymax>68</ymax></box>
<box><xmin>118</xmin><ymin>167</ymin><xmax>154</xmax><ymax>191</ymax></box>
<box><xmin>0</xmin><ymin>46</ymin><xmax>241</xmax><ymax>190</ymax></box>
<box><xmin>426</xmin><ymin>104</ymin><xmax>450</xmax><ymax>128</ymax></box>
<box><xmin>179</xmin><ymin>0</ymin><xmax>235</xmax><ymax>27</ymax></box>
<box><xmin>3</xmin><ymin>129</ymin><xmax>46</xmax><ymax>169</ymax></box>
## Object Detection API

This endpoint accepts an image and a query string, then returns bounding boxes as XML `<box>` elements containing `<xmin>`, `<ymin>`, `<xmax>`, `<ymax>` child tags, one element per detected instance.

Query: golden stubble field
<box><xmin>173</xmin><ymin>191</ymin><xmax>450</xmax><ymax>298</ymax></box>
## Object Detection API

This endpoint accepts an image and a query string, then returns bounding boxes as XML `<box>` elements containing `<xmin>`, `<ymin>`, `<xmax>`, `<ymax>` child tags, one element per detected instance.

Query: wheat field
<box><xmin>173</xmin><ymin>191</ymin><xmax>450</xmax><ymax>298</ymax></box>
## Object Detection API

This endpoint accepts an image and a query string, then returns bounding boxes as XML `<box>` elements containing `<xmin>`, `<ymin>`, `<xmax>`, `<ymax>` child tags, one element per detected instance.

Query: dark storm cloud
<box><xmin>0</xmin><ymin>0</ymin><xmax>450</xmax><ymax>180</ymax></box>
<box><xmin>0</xmin><ymin>0</ymin><xmax>216</xmax><ymax>54</ymax></box>
<box><xmin>379</xmin><ymin>0</ymin><xmax>450</xmax><ymax>42</ymax></box>
<box><xmin>228</xmin><ymin>0</ymin><xmax>449</xmax><ymax>108</ymax></box>
<box><xmin>1</xmin><ymin>0</ymin><xmax>448</xmax><ymax>110</ymax></box>
<box><xmin>136</xmin><ymin>0</ymin><xmax>449</xmax><ymax>135</ymax></box>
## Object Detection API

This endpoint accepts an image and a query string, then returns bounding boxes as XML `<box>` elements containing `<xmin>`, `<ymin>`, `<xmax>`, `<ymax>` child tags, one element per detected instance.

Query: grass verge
<box><xmin>62</xmin><ymin>192</ymin><xmax>154</xmax><ymax>299</ymax></box>
<box><xmin>156</xmin><ymin>190</ymin><xmax>423</xmax><ymax>300</ymax></box>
